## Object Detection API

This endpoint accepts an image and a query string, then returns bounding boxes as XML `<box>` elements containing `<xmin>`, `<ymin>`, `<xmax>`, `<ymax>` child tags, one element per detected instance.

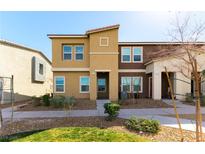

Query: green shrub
<box><xmin>50</xmin><ymin>95</ymin><xmax>65</xmax><ymax>108</ymax></box>
<box><xmin>104</xmin><ymin>102</ymin><xmax>120</xmax><ymax>121</ymax></box>
<box><xmin>42</xmin><ymin>94</ymin><xmax>50</xmax><ymax>106</ymax></box>
<box><xmin>185</xmin><ymin>93</ymin><xmax>193</xmax><ymax>102</ymax></box>
<box><xmin>125</xmin><ymin>116</ymin><xmax>160</xmax><ymax>134</ymax></box>
<box><xmin>64</xmin><ymin>96</ymin><xmax>76</xmax><ymax>110</ymax></box>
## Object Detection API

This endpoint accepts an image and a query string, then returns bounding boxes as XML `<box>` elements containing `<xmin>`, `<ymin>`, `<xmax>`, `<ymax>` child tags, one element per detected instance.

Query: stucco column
<box><xmin>109</xmin><ymin>71</ymin><xmax>118</xmax><ymax>101</ymax></box>
<box><xmin>90</xmin><ymin>71</ymin><xmax>97</xmax><ymax>100</ymax></box>
<box><xmin>152</xmin><ymin>71</ymin><xmax>162</xmax><ymax>100</ymax></box>
<box><xmin>175</xmin><ymin>72</ymin><xmax>191</xmax><ymax>100</ymax></box>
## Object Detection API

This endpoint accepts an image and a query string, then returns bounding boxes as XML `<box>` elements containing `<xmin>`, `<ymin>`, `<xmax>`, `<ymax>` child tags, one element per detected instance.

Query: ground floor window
<box><xmin>121</xmin><ymin>76</ymin><xmax>143</xmax><ymax>93</ymax></box>
<box><xmin>133</xmin><ymin>77</ymin><xmax>142</xmax><ymax>92</ymax></box>
<box><xmin>121</xmin><ymin>77</ymin><xmax>131</xmax><ymax>92</ymax></box>
<box><xmin>55</xmin><ymin>76</ymin><xmax>65</xmax><ymax>93</ymax></box>
<box><xmin>80</xmin><ymin>76</ymin><xmax>90</xmax><ymax>93</ymax></box>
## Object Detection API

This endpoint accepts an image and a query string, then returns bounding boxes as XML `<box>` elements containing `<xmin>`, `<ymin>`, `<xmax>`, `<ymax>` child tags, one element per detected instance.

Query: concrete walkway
<box><xmin>2</xmin><ymin>99</ymin><xmax>205</xmax><ymax>132</ymax></box>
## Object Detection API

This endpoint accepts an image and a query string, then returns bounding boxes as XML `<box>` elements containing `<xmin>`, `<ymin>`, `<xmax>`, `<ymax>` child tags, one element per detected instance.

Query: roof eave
<box><xmin>47</xmin><ymin>35</ymin><xmax>88</xmax><ymax>39</ymax></box>
<box><xmin>86</xmin><ymin>24</ymin><xmax>120</xmax><ymax>34</ymax></box>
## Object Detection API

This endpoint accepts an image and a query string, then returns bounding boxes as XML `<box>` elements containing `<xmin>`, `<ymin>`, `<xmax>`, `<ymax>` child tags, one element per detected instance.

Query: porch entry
<box><xmin>97</xmin><ymin>72</ymin><xmax>109</xmax><ymax>99</ymax></box>
<box><xmin>148</xmin><ymin>77</ymin><xmax>152</xmax><ymax>98</ymax></box>
<box><xmin>161</xmin><ymin>72</ymin><xmax>174</xmax><ymax>99</ymax></box>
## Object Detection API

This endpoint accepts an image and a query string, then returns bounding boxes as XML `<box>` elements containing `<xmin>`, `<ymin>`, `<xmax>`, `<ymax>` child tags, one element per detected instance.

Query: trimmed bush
<box><xmin>50</xmin><ymin>95</ymin><xmax>65</xmax><ymax>108</ymax></box>
<box><xmin>42</xmin><ymin>94</ymin><xmax>50</xmax><ymax>106</ymax></box>
<box><xmin>104</xmin><ymin>102</ymin><xmax>120</xmax><ymax>121</ymax></box>
<box><xmin>125</xmin><ymin>116</ymin><xmax>160</xmax><ymax>134</ymax></box>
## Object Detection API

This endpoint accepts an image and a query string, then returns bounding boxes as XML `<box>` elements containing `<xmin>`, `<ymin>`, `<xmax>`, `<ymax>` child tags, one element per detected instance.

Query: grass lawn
<box><xmin>163</xmin><ymin>114</ymin><xmax>205</xmax><ymax>121</ymax></box>
<box><xmin>12</xmin><ymin>127</ymin><xmax>149</xmax><ymax>142</ymax></box>
<box><xmin>1</xmin><ymin>117</ymin><xmax>204</xmax><ymax>142</ymax></box>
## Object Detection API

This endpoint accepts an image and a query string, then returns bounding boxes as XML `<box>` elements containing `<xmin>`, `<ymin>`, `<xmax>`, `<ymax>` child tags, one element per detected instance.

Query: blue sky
<box><xmin>0</xmin><ymin>11</ymin><xmax>205</xmax><ymax>60</ymax></box>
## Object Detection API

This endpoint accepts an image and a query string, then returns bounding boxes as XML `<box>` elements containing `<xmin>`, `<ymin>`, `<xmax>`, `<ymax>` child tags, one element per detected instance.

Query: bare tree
<box><xmin>168</xmin><ymin>13</ymin><xmax>205</xmax><ymax>141</ymax></box>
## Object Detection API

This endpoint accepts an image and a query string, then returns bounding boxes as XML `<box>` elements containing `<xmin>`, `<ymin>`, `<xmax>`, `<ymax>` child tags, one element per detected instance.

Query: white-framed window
<box><xmin>97</xmin><ymin>78</ymin><xmax>106</xmax><ymax>92</ymax></box>
<box><xmin>121</xmin><ymin>47</ymin><xmax>131</xmax><ymax>63</ymax></box>
<box><xmin>100</xmin><ymin>37</ymin><xmax>109</xmax><ymax>46</ymax></box>
<box><xmin>75</xmin><ymin>45</ymin><xmax>84</xmax><ymax>60</ymax></box>
<box><xmin>63</xmin><ymin>45</ymin><xmax>72</xmax><ymax>60</ymax></box>
<box><xmin>121</xmin><ymin>77</ymin><xmax>131</xmax><ymax>92</ymax></box>
<box><xmin>54</xmin><ymin>76</ymin><xmax>65</xmax><ymax>93</ymax></box>
<box><xmin>133</xmin><ymin>77</ymin><xmax>143</xmax><ymax>93</ymax></box>
<box><xmin>133</xmin><ymin>47</ymin><xmax>143</xmax><ymax>63</ymax></box>
<box><xmin>121</xmin><ymin>76</ymin><xmax>143</xmax><ymax>93</ymax></box>
<box><xmin>80</xmin><ymin>76</ymin><xmax>90</xmax><ymax>93</ymax></box>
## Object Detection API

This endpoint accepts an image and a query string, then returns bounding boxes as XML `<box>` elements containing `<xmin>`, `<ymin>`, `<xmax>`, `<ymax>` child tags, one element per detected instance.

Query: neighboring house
<box><xmin>0</xmin><ymin>40</ymin><xmax>53</xmax><ymax>104</ymax></box>
<box><xmin>48</xmin><ymin>24</ymin><xmax>205</xmax><ymax>101</ymax></box>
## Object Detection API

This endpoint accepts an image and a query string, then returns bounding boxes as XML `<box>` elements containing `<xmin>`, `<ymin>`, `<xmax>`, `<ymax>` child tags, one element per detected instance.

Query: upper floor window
<box><xmin>75</xmin><ymin>45</ymin><xmax>84</xmax><ymax>60</ymax></box>
<box><xmin>100</xmin><ymin>37</ymin><xmax>109</xmax><ymax>46</ymax></box>
<box><xmin>80</xmin><ymin>76</ymin><xmax>90</xmax><ymax>93</ymax></box>
<box><xmin>63</xmin><ymin>45</ymin><xmax>72</xmax><ymax>60</ymax></box>
<box><xmin>121</xmin><ymin>47</ymin><xmax>131</xmax><ymax>63</ymax></box>
<box><xmin>133</xmin><ymin>47</ymin><xmax>143</xmax><ymax>62</ymax></box>
<box><xmin>55</xmin><ymin>76</ymin><xmax>65</xmax><ymax>93</ymax></box>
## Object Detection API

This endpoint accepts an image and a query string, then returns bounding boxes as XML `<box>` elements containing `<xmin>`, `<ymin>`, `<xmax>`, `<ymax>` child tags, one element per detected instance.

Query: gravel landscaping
<box><xmin>119</xmin><ymin>99</ymin><xmax>173</xmax><ymax>109</ymax></box>
<box><xmin>16</xmin><ymin>99</ymin><xmax>96</xmax><ymax>111</ymax></box>
<box><xmin>0</xmin><ymin>117</ymin><xmax>204</xmax><ymax>142</ymax></box>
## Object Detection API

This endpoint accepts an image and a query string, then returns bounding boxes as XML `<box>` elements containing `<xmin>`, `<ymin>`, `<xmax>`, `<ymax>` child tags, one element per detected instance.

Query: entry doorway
<box><xmin>97</xmin><ymin>72</ymin><xmax>109</xmax><ymax>99</ymax></box>
<box><xmin>161</xmin><ymin>72</ymin><xmax>174</xmax><ymax>99</ymax></box>
<box><xmin>148</xmin><ymin>77</ymin><xmax>152</xmax><ymax>98</ymax></box>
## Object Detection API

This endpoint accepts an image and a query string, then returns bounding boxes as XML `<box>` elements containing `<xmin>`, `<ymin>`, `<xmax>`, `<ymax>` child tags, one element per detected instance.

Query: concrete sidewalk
<box><xmin>2</xmin><ymin>99</ymin><xmax>205</xmax><ymax>132</ymax></box>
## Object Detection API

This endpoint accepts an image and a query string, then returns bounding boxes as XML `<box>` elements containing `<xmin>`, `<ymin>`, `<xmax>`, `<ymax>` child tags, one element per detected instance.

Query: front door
<box><xmin>97</xmin><ymin>72</ymin><xmax>109</xmax><ymax>99</ymax></box>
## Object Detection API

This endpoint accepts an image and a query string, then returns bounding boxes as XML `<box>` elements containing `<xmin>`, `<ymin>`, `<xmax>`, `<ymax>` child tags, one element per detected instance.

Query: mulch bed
<box><xmin>119</xmin><ymin>99</ymin><xmax>173</xmax><ymax>109</ymax></box>
<box><xmin>0</xmin><ymin>117</ymin><xmax>204</xmax><ymax>142</ymax></box>
<box><xmin>16</xmin><ymin>99</ymin><xmax>96</xmax><ymax>111</ymax></box>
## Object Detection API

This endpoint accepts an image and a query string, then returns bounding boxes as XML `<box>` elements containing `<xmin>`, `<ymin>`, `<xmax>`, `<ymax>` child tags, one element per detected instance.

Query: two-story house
<box><xmin>48</xmin><ymin>24</ymin><xmax>205</xmax><ymax>101</ymax></box>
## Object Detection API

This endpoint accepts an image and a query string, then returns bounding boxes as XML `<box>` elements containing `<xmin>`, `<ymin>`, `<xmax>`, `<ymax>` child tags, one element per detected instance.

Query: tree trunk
<box><xmin>194</xmin><ymin>59</ymin><xmax>203</xmax><ymax>141</ymax></box>
<box><xmin>165</xmin><ymin>67</ymin><xmax>184</xmax><ymax>141</ymax></box>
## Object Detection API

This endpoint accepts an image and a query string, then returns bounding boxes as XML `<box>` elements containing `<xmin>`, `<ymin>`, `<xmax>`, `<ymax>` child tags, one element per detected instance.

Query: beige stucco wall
<box><xmin>146</xmin><ymin>52</ymin><xmax>205</xmax><ymax>100</ymax></box>
<box><xmin>53</xmin><ymin>71</ymin><xmax>90</xmax><ymax>99</ymax></box>
<box><xmin>0</xmin><ymin>44</ymin><xmax>52</xmax><ymax>103</ymax></box>
<box><xmin>52</xmin><ymin>38</ymin><xmax>90</xmax><ymax>68</ymax></box>
<box><xmin>89</xmin><ymin>29</ymin><xmax>118</xmax><ymax>52</ymax></box>
<box><xmin>89</xmin><ymin>29</ymin><xmax>119</xmax><ymax>101</ymax></box>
